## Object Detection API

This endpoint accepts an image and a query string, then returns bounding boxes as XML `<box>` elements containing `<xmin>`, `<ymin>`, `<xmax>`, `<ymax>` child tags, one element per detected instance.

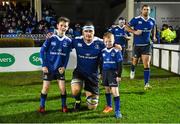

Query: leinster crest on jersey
<box><xmin>95</xmin><ymin>44</ymin><xmax>99</xmax><ymax>49</ymax></box>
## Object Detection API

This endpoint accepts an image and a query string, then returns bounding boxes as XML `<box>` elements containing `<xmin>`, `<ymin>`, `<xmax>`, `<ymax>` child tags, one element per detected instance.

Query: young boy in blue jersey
<box><xmin>101</xmin><ymin>32</ymin><xmax>123</xmax><ymax>118</ymax></box>
<box><xmin>38</xmin><ymin>17</ymin><xmax>72</xmax><ymax>113</ymax></box>
<box><xmin>109</xmin><ymin>17</ymin><xmax>131</xmax><ymax>57</ymax></box>
<box><xmin>125</xmin><ymin>4</ymin><xmax>157</xmax><ymax>90</ymax></box>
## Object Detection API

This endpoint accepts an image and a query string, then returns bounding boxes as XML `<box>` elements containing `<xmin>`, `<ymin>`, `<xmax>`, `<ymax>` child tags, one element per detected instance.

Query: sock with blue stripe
<box><xmin>40</xmin><ymin>93</ymin><xmax>47</xmax><ymax>108</ymax></box>
<box><xmin>114</xmin><ymin>96</ymin><xmax>120</xmax><ymax>112</ymax></box>
<box><xmin>131</xmin><ymin>64</ymin><xmax>136</xmax><ymax>72</ymax></box>
<box><xmin>144</xmin><ymin>68</ymin><xmax>150</xmax><ymax>85</ymax></box>
<box><xmin>105</xmin><ymin>93</ymin><xmax>112</xmax><ymax>107</ymax></box>
<box><xmin>61</xmin><ymin>94</ymin><xmax>67</xmax><ymax>108</ymax></box>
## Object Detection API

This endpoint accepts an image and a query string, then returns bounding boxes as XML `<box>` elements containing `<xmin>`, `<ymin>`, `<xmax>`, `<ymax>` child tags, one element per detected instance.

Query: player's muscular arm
<box><xmin>153</xmin><ymin>26</ymin><xmax>157</xmax><ymax>42</ymax></box>
<box><xmin>46</xmin><ymin>32</ymin><xmax>53</xmax><ymax>39</ymax></box>
<box><xmin>125</xmin><ymin>24</ymin><xmax>142</xmax><ymax>35</ymax></box>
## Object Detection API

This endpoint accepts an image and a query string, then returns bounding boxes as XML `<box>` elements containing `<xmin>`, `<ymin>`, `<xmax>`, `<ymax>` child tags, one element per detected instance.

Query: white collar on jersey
<box><xmin>83</xmin><ymin>36</ymin><xmax>100</xmax><ymax>46</ymax></box>
<box><xmin>52</xmin><ymin>29</ymin><xmax>66</xmax><ymax>41</ymax></box>
<box><xmin>140</xmin><ymin>15</ymin><xmax>150</xmax><ymax>22</ymax></box>
<box><xmin>117</xmin><ymin>25</ymin><xmax>125</xmax><ymax>29</ymax></box>
<box><xmin>103</xmin><ymin>47</ymin><xmax>119</xmax><ymax>53</ymax></box>
<box><xmin>51</xmin><ymin>34</ymin><xmax>66</xmax><ymax>41</ymax></box>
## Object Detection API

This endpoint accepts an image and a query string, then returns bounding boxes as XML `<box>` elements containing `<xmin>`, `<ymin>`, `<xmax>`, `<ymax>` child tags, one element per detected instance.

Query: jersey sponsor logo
<box><xmin>138</xmin><ymin>21</ymin><xmax>142</xmax><ymax>24</ymax></box>
<box><xmin>29</xmin><ymin>52</ymin><xmax>41</xmax><ymax>66</ymax></box>
<box><xmin>50</xmin><ymin>52</ymin><xmax>66</xmax><ymax>56</ymax></box>
<box><xmin>77</xmin><ymin>43</ymin><xmax>83</xmax><ymax>47</ymax></box>
<box><xmin>85</xmin><ymin>53</ymin><xmax>90</xmax><ymax>56</ymax></box>
<box><xmin>51</xmin><ymin>42</ymin><xmax>56</xmax><ymax>46</ymax></box>
<box><xmin>115</xmin><ymin>34</ymin><xmax>122</xmax><ymax>37</ymax></box>
<box><xmin>142</xmin><ymin>28</ymin><xmax>151</xmax><ymax>32</ymax></box>
<box><xmin>78</xmin><ymin>55</ymin><xmax>98</xmax><ymax>59</ymax></box>
<box><xmin>104</xmin><ymin>61</ymin><xmax>116</xmax><ymax>64</ymax></box>
<box><xmin>0</xmin><ymin>53</ymin><xmax>15</xmax><ymax>67</ymax></box>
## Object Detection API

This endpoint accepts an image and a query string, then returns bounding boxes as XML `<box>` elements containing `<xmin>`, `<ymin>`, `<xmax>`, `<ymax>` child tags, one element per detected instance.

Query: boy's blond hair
<box><xmin>103</xmin><ymin>32</ymin><xmax>114</xmax><ymax>41</ymax></box>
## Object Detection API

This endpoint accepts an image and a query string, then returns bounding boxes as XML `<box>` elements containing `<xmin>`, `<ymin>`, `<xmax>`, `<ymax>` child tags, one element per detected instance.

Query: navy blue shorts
<box><xmin>43</xmin><ymin>72</ymin><xmax>65</xmax><ymax>81</ymax></box>
<box><xmin>71</xmin><ymin>69</ymin><xmax>99</xmax><ymax>95</ymax></box>
<box><xmin>133</xmin><ymin>44</ymin><xmax>152</xmax><ymax>58</ymax></box>
<box><xmin>102</xmin><ymin>70</ymin><xmax>118</xmax><ymax>87</ymax></box>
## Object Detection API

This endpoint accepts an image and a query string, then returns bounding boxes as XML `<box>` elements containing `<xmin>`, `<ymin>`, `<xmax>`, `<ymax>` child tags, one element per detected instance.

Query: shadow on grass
<box><xmin>0</xmin><ymin>106</ymin><xmax>99</xmax><ymax>123</ymax></box>
<box><xmin>120</xmin><ymin>91</ymin><xmax>145</xmax><ymax>95</ymax></box>
<box><xmin>14</xmin><ymin>81</ymin><xmax>42</xmax><ymax>86</ymax></box>
<box><xmin>14</xmin><ymin>79</ymin><xmax>72</xmax><ymax>86</ymax></box>
<box><xmin>123</xmin><ymin>74</ymin><xmax>178</xmax><ymax>80</ymax></box>
<box><xmin>0</xmin><ymin>94</ymin><xmax>74</xmax><ymax>106</ymax></box>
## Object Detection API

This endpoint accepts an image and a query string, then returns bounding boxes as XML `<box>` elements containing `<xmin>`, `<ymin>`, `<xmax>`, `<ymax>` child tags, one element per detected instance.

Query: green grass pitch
<box><xmin>0</xmin><ymin>65</ymin><xmax>180</xmax><ymax>123</ymax></box>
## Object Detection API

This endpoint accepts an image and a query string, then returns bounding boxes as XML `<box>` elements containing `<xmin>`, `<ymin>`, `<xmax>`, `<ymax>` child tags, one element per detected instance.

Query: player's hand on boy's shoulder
<box><xmin>46</xmin><ymin>32</ymin><xmax>54</xmax><ymax>39</ymax></box>
<box><xmin>116</xmin><ymin>77</ymin><xmax>121</xmax><ymax>83</ymax></box>
<box><xmin>114</xmin><ymin>44</ymin><xmax>122</xmax><ymax>50</ymax></box>
<box><xmin>42</xmin><ymin>67</ymin><xmax>49</xmax><ymax>73</ymax></box>
<box><xmin>58</xmin><ymin>67</ymin><xmax>65</xmax><ymax>74</ymax></box>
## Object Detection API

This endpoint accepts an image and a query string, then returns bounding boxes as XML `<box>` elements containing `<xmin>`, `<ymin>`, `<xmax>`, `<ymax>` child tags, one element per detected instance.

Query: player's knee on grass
<box><xmin>86</xmin><ymin>95</ymin><xmax>99</xmax><ymax>110</ymax></box>
<box><xmin>71</xmin><ymin>85</ymin><xmax>81</xmax><ymax>96</ymax></box>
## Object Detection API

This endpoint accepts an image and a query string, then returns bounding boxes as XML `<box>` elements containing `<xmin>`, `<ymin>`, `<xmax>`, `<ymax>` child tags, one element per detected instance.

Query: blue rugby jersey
<box><xmin>128</xmin><ymin>16</ymin><xmax>156</xmax><ymax>46</ymax></box>
<box><xmin>102</xmin><ymin>48</ymin><xmax>123</xmax><ymax>71</ymax></box>
<box><xmin>109</xmin><ymin>26</ymin><xmax>130</xmax><ymax>47</ymax></box>
<box><xmin>40</xmin><ymin>34</ymin><xmax>72</xmax><ymax>73</ymax></box>
<box><xmin>72</xmin><ymin>36</ymin><xmax>105</xmax><ymax>77</ymax></box>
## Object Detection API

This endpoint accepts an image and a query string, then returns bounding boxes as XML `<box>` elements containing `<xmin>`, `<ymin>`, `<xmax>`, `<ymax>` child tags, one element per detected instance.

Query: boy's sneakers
<box><xmin>73</xmin><ymin>100</ymin><xmax>81</xmax><ymax>112</ymax></box>
<box><xmin>103</xmin><ymin>106</ymin><xmax>113</xmax><ymax>113</ymax></box>
<box><xmin>115</xmin><ymin>111</ymin><xmax>122</xmax><ymax>118</ymax></box>
<box><xmin>144</xmin><ymin>83</ymin><xmax>152</xmax><ymax>90</ymax></box>
<box><xmin>130</xmin><ymin>71</ymin><xmax>135</xmax><ymax>79</ymax></box>
<box><xmin>38</xmin><ymin>106</ymin><xmax>45</xmax><ymax>113</ymax></box>
<box><xmin>62</xmin><ymin>106</ymin><xmax>68</xmax><ymax>113</ymax></box>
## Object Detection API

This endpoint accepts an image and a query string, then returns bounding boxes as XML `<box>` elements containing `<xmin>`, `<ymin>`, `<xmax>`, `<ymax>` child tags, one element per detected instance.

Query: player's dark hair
<box><xmin>84</xmin><ymin>21</ymin><xmax>94</xmax><ymax>27</ymax></box>
<box><xmin>162</xmin><ymin>24</ymin><xmax>169</xmax><ymax>29</ymax></box>
<box><xmin>141</xmin><ymin>4</ymin><xmax>150</xmax><ymax>10</ymax></box>
<box><xmin>57</xmin><ymin>17</ymin><xmax>70</xmax><ymax>24</ymax></box>
<box><xmin>119</xmin><ymin>17</ymin><xmax>125</xmax><ymax>21</ymax></box>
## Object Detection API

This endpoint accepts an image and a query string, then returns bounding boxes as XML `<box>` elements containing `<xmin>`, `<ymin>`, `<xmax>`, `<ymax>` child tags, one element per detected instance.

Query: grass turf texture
<box><xmin>0</xmin><ymin>65</ymin><xmax>179</xmax><ymax>123</ymax></box>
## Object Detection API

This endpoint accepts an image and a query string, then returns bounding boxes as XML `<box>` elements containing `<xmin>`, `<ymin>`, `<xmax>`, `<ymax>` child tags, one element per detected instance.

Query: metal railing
<box><xmin>0</xmin><ymin>34</ymin><xmax>47</xmax><ymax>47</ymax></box>
<box><xmin>0</xmin><ymin>34</ymin><xmax>46</xmax><ymax>41</ymax></box>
